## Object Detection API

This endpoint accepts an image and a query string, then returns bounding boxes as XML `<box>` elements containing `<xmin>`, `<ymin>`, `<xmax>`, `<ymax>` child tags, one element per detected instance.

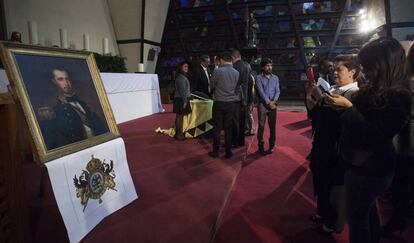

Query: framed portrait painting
<box><xmin>0</xmin><ymin>42</ymin><xmax>119</xmax><ymax>163</ymax></box>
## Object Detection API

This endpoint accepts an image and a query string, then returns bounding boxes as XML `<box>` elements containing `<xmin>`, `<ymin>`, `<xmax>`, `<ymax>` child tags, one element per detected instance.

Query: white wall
<box><xmin>393</xmin><ymin>27</ymin><xmax>414</xmax><ymax>41</ymax></box>
<box><xmin>144</xmin><ymin>0</ymin><xmax>168</xmax><ymax>74</ymax></box>
<box><xmin>4</xmin><ymin>0</ymin><xmax>119</xmax><ymax>55</ymax></box>
<box><xmin>390</xmin><ymin>0</ymin><xmax>414</xmax><ymax>23</ymax></box>
<box><xmin>390</xmin><ymin>0</ymin><xmax>414</xmax><ymax>41</ymax></box>
<box><xmin>118</xmin><ymin>43</ymin><xmax>141</xmax><ymax>72</ymax></box>
<box><xmin>107</xmin><ymin>0</ymin><xmax>142</xmax><ymax>72</ymax></box>
<box><xmin>108</xmin><ymin>0</ymin><xmax>168</xmax><ymax>73</ymax></box>
<box><xmin>143</xmin><ymin>44</ymin><xmax>161</xmax><ymax>75</ymax></box>
<box><xmin>145</xmin><ymin>0</ymin><xmax>168</xmax><ymax>43</ymax></box>
<box><xmin>108</xmin><ymin>0</ymin><xmax>142</xmax><ymax>40</ymax></box>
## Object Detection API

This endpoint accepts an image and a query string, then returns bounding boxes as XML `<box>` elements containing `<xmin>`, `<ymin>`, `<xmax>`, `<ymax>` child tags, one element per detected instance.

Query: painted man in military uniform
<box><xmin>44</xmin><ymin>68</ymin><xmax>107</xmax><ymax>149</ymax></box>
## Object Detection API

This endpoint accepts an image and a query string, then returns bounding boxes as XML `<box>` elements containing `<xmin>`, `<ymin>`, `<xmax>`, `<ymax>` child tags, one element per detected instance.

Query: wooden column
<box><xmin>0</xmin><ymin>93</ymin><xmax>32</xmax><ymax>243</ymax></box>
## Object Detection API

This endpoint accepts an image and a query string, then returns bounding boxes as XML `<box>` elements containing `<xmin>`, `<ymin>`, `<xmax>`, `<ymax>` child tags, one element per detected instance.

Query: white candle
<box><xmin>59</xmin><ymin>29</ymin><xmax>68</xmax><ymax>48</ymax></box>
<box><xmin>103</xmin><ymin>38</ymin><xmax>109</xmax><ymax>54</ymax></box>
<box><xmin>83</xmin><ymin>34</ymin><xmax>90</xmax><ymax>51</ymax></box>
<box><xmin>138</xmin><ymin>63</ymin><xmax>144</xmax><ymax>72</ymax></box>
<box><xmin>28</xmin><ymin>21</ymin><xmax>39</xmax><ymax>44</ymax></box>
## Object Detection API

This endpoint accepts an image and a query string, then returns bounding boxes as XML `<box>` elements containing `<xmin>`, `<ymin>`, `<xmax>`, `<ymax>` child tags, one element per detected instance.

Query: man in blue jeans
<box><xmin>255</xmin><ymin>58</ymin><xmax>280</xmax><ymax>155</ymax></box>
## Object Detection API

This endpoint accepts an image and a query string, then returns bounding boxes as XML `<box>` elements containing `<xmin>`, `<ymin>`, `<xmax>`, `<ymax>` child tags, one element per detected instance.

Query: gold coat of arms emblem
<box><xmin>73</xmin><ymin>156</ymin><xmax>117</xmax><ymax>211</ymax></box>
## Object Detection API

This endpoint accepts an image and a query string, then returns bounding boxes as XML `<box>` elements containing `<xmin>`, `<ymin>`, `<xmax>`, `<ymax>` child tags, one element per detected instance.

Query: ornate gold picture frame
<box><xmin>0</xmin><ymin>42</ymin><xmax>119</xmax><ymax>163</ymax></box>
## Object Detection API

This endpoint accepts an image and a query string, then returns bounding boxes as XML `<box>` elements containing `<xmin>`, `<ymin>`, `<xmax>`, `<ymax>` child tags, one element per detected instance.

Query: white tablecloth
<box><xmin>0</xmin><ymin>70</ymin><xmax>164</xmax><ymax>123</ymax></box>
<box><xmin>100</xmin><ymin>73</ymin><xmax>164</xmax><ymax>123</ymax></box>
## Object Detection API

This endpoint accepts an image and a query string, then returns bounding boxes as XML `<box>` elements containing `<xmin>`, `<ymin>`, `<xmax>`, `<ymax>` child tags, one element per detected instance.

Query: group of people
<box><xmin>172</xmin><ymin>49</ymin><xmax>280</xmax><ymax>158</ymax></box>
<box><xmin>172</xmin><ymin>37</ymin><xmax>414</xmax><ymax>243</ymax></box>
<box><xmin>306</xmin><ymin>37</ymin><xmax>414</xmax><ymax>243</ymax></box>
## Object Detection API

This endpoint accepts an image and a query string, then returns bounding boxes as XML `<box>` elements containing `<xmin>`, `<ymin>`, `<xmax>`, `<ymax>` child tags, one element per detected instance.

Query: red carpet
<box><xmin>213</xmin><ymin>111</ymin><xmax>414</xmax><ymax>243</ymax></box>
<box><xmin>24</xmin><ymin>106</ymin><xmax>414</xmax><ymax>242</ymax></box>
<box><xmin>26</xmin><ymin>104</ymin><xmax>246</xmax><ymax>243</ymax></box>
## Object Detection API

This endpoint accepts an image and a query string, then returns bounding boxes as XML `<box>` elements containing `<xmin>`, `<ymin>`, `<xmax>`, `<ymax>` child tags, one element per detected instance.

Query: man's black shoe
<box><xmin>258</xmin><ymin>146</ymin><xmax>266</xmax><ymax>156</ymax></box>
<box><xmin>174</xmin><ymin>134</ymin><xmax>185</xmax><ymax>141</ymax></box>
<box><xmin>309</xmin><ymin>214</ymin><xmax>323</xmax><ymax>223</ymax></box>
<box><xmin>267</xmin><ymin>147</ymin><xmax>274</xmax><ymax>154</ymax></box>
<box><xmin>208</xmin><ymin>151</ymin><xmax>219</xmax><ymax>158</ymax></box>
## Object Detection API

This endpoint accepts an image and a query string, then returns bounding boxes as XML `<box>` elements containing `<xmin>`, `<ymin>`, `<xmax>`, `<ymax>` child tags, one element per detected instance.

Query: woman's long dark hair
<box><xmin>357</xmin><ymin>37</ymin><xmax>407</xmax><ymax>105</ymax></box>
<box><xmin>406</xmin><ymin>43</ymin><xmax>414</xmax><ymax>78</ymax></box>
<box><xmin>359</xmin><ymin>38</ymin><xmax>406</xmax><ymax>90</ymax></box>
<box><xmin>405</xmin><ymin>43</ymin><xmax>414</xmax><ymax>91</ymax></box>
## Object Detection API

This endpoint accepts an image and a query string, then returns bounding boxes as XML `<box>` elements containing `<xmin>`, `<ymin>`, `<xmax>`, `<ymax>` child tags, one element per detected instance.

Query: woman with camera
<box><xmin>325</xmin><ymin>38</ymin><xmax>412</xmax><ymax>243</ymax></box>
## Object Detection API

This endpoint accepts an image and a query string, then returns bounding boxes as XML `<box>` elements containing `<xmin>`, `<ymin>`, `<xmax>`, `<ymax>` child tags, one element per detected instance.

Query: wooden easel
<box><xmin>0</xmin><ymin>91</ymin><xmax>32</xmax><ymax>243</ymax></box>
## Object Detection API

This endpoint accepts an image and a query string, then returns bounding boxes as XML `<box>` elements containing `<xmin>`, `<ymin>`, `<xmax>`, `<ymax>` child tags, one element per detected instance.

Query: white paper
<box><xmin>45</xmin><ymin>138</ymin><xmax>138</xmax><ymax>243</ymax></box>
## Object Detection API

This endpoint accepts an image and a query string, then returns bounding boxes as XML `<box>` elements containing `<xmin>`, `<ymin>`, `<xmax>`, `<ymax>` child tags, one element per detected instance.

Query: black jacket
<box><xmin>193</xmin><ymin>65</ymin><xmax>211</xmax><ymax>97</ymax></box>
<box><xmin>246</xmin><ymin>63</ymin><xmax>254</xmax><ymax>104</ymax></box>
<box><xmin>44</xmin><ymin>98</ymin><xmax>108</xmax><ymax>150</ymax></box>
<box><xmin>310</xmin><ymin>104</ymin><xmax>344</xmax><ymax>184</ymax></box>
<box><xmin>232</xmin><ymin>60</ymin><xmax>250</xmax><ymax>103</ymax></box>
<box><xmin>339</xmin><ymin>86</ymin><xmax>412</xmax><ymax>176</ymax></box>
<box><xmin>394</xmin><ymin>80</ymin><xmax>414</xmax><ymax>160</ymax></box>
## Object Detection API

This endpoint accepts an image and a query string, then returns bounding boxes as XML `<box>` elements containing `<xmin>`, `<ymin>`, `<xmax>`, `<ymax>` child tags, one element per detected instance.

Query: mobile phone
<box><xmin>317</xmin><ymin>85</ymin><xmax>328</xmax><ymax>94</ymax></box>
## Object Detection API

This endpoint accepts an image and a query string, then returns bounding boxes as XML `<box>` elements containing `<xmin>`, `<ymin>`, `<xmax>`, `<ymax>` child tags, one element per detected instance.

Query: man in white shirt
<box><xmin>194</xmin><ymin>55</ymin><xmax>212</xmax><ymax>97</ymax></box>
<box><xmin>316</xmin><ymin>59</ymin><xmax>334</xmax><ymax>91</ymax></box>
<box><xmin>306</xmin><ymin>58</ymin><xmax>335</xmax><ymax>113</ymax></box>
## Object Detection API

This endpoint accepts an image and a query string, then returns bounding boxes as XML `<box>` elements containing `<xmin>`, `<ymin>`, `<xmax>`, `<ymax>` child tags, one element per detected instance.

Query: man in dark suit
<box><xmin>193</xmin><ymin>55</ymin><xmax>212</xmax><ymax>97</ymax></box>
<box><xmin>231</xmin><ymin>49</ymin><xmax>249</xmax><ymax>147</ymax></box>
<box><xmin>43</xmin><ymin>68</ymin><xmax>108</xmax><ymax>149</ymax></box>
<box><xmin>245</xmin><ymin>65</ymin><xmax>255</xmax><ymax>136</ymax></box>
